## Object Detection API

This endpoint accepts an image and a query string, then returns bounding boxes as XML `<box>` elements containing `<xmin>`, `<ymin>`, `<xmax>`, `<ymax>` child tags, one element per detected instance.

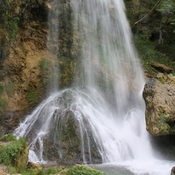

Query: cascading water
<box><xmin>14</xmin><ymin>0</ymin><xmax>175</xmax><ymax>174</ymax></box>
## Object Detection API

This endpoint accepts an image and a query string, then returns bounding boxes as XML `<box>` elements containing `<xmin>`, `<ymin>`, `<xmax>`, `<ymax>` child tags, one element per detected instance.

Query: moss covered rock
<box><xmin>37</xmin><ymin>90</ymin><xmax>102</xmax><ymax>165</ymax></box>
<box><xmin>65</xmin><ymin>165</ymin><xmax>106</xmax><ymax>175</ymax></box>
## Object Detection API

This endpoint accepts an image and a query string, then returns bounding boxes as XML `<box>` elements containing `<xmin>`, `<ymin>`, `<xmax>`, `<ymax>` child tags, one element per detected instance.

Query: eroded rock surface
<box><xmin>144</xmin><ymin>73</ymin><xmax>175</xmax><ymax>136</ymax></box>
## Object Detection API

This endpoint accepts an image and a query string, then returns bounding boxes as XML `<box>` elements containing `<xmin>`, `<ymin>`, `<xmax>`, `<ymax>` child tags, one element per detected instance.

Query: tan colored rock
<box><xmin>27</xmin><ymin>162</ymin><xmax>42</xmax><ymax>175</ymax></box>
<box><xmin>0</xmin><ymin>164</ymin><xmax>9</xmax><ymax>175</ymax></box>
<box><xmin>149</xmin><ymin>62</ymin><xmax>174</xmax><ymax>73</ymax></box>
<box><xmin>3</xmin><ymin>23</ymin><xmax>49</xmax><ymax>111</ymax></box>
<box><xmin>143</xmin><ymin>73</ymin><xmax>175</xmax><ymax>136</ymax></box>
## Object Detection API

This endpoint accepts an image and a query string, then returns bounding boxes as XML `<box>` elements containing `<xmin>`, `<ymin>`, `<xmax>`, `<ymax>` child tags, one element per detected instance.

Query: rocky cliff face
<box><xmin>0</xmin><ymin>0</ymin><xmax>51</xmax><ymax>134</ymax></box>
<box><xmin>0</xmin><ymin>21</ymin><xmax>55</xmax><ymax>134</ymax></box>
<box><xmin>0</xmin><ymin>0</ymin><xmax>76</xmax><ymax>134</ymax></box>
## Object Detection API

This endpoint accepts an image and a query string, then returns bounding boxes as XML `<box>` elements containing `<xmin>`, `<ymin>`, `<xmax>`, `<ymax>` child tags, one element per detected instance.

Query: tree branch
<box><xmin>135</xmin><ymin>0</ymin><xmax>163</xmax><ymax>25</ymax></box>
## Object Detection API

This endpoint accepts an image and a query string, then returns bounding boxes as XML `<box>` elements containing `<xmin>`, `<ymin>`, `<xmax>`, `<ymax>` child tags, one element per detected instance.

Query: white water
<box><xmin>14</xmin><ymin>0</ymin><xmax>174</xmax><ymax>174</ymax></box>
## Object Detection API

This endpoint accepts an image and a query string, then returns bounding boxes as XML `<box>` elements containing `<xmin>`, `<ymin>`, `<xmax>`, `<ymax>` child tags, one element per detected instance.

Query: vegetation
<box><xmin>157</xmin><ymin>0</ymin><xmax>175</xmax><ymax>32</ymax></box>
<box><xmin>39</xmin><ymin>59</ymin><xmax>50</xmax><ymax>73</ymax></box>
<box><xmin>60</xmin><ymin>56</ymin><xmax>75</xmax><ymax>88</ymax></box>
<box><xmin>0</xmin><ymin>82</ymin><xmax>7</xmax><ymax>111</ymax></box>
<box><xmin>131</xmin><ymin>0</ymin><xmax>175</xmax><ymax>76</ymax></box>
<box><xmin>0</xmin><ymin>1</ymin><xmax>175</xmax><ymax>174</ymax></box>
<box><xmin>0</xmin><ymin>133</ymin><xmax>16</xmax><ymax>141</ymax></box>
<box><xmin>0</xmin><ymin>135</ymin><xmax>27</xmax><ymax>166</ymax></box>
<box><xmin>28</xmin><ymin>90</ymin><xmax>38</xmax><ymax>103</ymax></box>
<box><xmin>0</xmin><ymin>134</ymin><xmax>105</xmax><ymax>175</ymax></box>
<box><xmin>65</xmin><ymin>165</ymin><xmax>106</xmax><ymax>175</ymax></box>
<box><xmin>134</xmin><ymin>32</ymin><xmax>175</xmax><ymax>75</ymax></box>
<box><xmin>0</xmin><ymin>0</ymin><xmax>20</xmax><ymax>43</ymax></box>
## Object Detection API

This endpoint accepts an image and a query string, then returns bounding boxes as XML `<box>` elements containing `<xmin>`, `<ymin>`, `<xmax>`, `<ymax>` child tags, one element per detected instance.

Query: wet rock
<box><xmin>46</xmin><ymin>111</ymin><xmax>101</xmax><ymax>165</ymax></box>
<box><xmin>171</xmin><ymin>166</ymin><xmax>175</xmax><ymax>175</ymax></box>
<box><xmin>143</xmin><ymin>73</ymin><xmax>175</xmax><ymax>136</ymax></box>
<box><xmin>0</xmin><ymin>164</ymin><xmax>9</xmax><ymax>175</ymax></box>
<box><xmin>0</xmin><ymin>111</ymin><xmax>24</xmax><ymax>135</ymax></box>
<box><xmin>40</xmin><ymin>90</ymin><xmax>102</xmax><ymax>165</ymax></box>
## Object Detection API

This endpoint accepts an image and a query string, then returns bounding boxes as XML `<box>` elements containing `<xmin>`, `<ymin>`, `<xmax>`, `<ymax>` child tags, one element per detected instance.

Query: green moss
<box><xmin>157</xmin><ymin>107</ymin><xmax>171</xmax><ymax>135</ymax></box>
<box><xmin>59</xmin><ymin>56</ymin><xmax>75</xmax><ymax>88</ymax></box>
<box><xmin>0</xmin><ymin>82</ymin><xmax>4</xmax><ymax>95</ymax></box>
<box><xmin>16</xmin><ymin>144</ymin><xmax>29</xmax><ymax>172</ymax></box>
<box><xmin>46</xmin><ymin>167</ymin><xmax>57</xmax><ymax>174</ymax></box>
<box><xmin>157</xmin><ymin>76</ymin><xmax>165</xmax><ymax>83</ymax></box>
<box><xmin>65</xmin><ymin>165</ymin><xmax>106</xmax><ymax>175</ymax></box>
<box><xmin>8</xmin><ymin>165</ymin><xmax>18</xmax><ymax>174</ymax></box>
<box><xmin>0</xmin><ymin>82</ymin><xmax>7</xmax><ymax>111</ymax></box>
<box><xmin>39</xmin><ymin>59</ymin><xmax>58</xmax><ymax>87</ymax></box>
<box><xmin>0</xmin><ymin>97</ymin><xmax>7</xmax><ymax>111</ymax></box>
<box><xmin>1</xmin><ymin>1</ymin><xmax>19</xmax><ymax>43</ymax></box>
<box><xmin>21</xmin><ymin>166</ymin><xmax>66</xmax><ymax>175</ymax></box>
<box><xmin>28</xmin><ymin>91</ymin><xmax>38</xmax><ymax>103</ymax></box>
<box><xmin>5</xmin><ymin>163</ymin><xmax>105</xmax><ymax>175</ymax></box>
<box><xmin>0</xmin><ymin>133</ymin><xmax>16</xmax><ymax>141</ymax></box>
<box><xmin>19</xmin><ymin>170</ymin><xmax>36</xmax><ymax>175</ymax></box>
<box><xmin>39</xmin><ymin>59</ymin><xmax>49</xmax><ymax>73</ymax></box>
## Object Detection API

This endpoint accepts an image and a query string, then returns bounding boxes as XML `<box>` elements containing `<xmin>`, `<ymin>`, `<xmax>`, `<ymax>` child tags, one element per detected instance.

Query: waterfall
<box><xmin>14</xmin><ymin>0</ymin><xmax>174</xmax><ymax>174</ymax></box>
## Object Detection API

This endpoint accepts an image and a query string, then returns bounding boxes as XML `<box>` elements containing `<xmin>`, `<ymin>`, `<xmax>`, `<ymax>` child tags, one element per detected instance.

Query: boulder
<box><xmin>43</xmin><ymin>91</ymin><xmax>102</xmax><ymax>165</ymax></box>
<box><xmin>171</xmin><ymin>166</ymin><xmax>175</xmax><ymax>175</ymax></box>
<box><xmin>143</xmin><ymin>73</ymin><xmax>175</xmax><ymax>136</ymax></box>
<box><xmin>26</xmin><ymin>90</ymin><xmax>102</xmax><ymax>165</ymax></box>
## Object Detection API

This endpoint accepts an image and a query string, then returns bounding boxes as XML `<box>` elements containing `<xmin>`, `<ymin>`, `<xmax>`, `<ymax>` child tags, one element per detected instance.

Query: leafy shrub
<box><xmin>8</xmin><ymin>165</ymin><xmax>18</xmax><ymax>174</ymax></box>
<box><xmin>0</xmin><ymin>136</ymin><xmax>27</xmax><ymax>165</ymax></box>
<box><xmin>19</xmin><ymin>169</ymin><xmax>36</xmax><ymax>175</ymax></box>
<box><xmin>46</xmin><ymin>167</ymin><xmax>57</xmax><ymax>174</ymax></box>
<box><xmin>0</xmin><ymin>133</ymin><xmax>16</xmax><ymax>141</ymax></box>
<box><xmin>65</xmin><ymin>165</ymin><xmax>106</xmax><ymax>175</ymax></box>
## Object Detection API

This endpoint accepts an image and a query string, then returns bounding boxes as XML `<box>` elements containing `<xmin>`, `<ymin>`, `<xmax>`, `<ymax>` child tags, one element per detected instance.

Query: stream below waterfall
<box><xmin>92</xmin><ymin>160</ymin><xmax>175</xmax><ymax>175</ymax></box>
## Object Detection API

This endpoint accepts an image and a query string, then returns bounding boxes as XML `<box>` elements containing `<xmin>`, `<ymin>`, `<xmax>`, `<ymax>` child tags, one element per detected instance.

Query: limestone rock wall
<box><xmin>0</xmin><ymin>0</ymin><xmax>76</xmax><ymax>134</ymax></box>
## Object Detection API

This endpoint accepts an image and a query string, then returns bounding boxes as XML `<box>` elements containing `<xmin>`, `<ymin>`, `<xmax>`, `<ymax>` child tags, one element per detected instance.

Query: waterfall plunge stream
<box><xmin>14</xmin><ymin>0</ymin><xmax>174</xmax><ymax>174</ymax></box>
